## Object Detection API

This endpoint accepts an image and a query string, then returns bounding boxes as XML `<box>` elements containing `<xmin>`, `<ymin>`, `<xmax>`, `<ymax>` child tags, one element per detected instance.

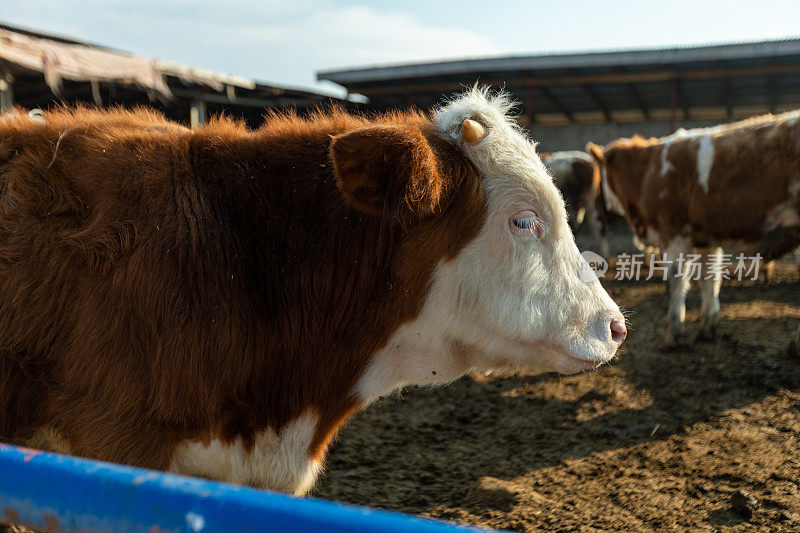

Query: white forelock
<box><xmin>432</xmin><ymin>86</ymin><xmax>538</xmax><ymax>161</ymax></box>
<box><xmin>433</xmin><ymin>86</ymin><xmax>518</xmax><ymax>135</ymax></box>
<box><xmin>431</xmin><ymin>86</ymin><xmax>554</xmax><ymax>213</ymax></box>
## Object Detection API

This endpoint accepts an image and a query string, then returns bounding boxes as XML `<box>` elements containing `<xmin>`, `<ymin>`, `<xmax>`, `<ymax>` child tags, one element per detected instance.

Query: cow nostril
<box><xmin>610</xmin><ymin>320</ymin><xmax>627</xmax><ymax>344</ymax></box>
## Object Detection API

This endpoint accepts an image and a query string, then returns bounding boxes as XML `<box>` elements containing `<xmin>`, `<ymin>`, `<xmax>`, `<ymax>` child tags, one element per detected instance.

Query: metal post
<box><xmin>190</xmin><ymin>99</ymin><xmax>206</xmax><ymax>128</ymax></box>
<box><xmin>0</xmin><ymin>73</ymin><xmax>14</xmax><ymax>114</ymax></box>
<box><xmin>525</xmin><ymin>88</ymin><xmax>535</xmax><ymax>128</ymax></box>
<box><xmin>669</xmin><ymin>77</ymin><xmax>678</xmax><ymax>133</ymax></box>
<box><xmin>91</xmin><ymin>80</ymin><xmax>103</xmax><ymax>107</ymax></box>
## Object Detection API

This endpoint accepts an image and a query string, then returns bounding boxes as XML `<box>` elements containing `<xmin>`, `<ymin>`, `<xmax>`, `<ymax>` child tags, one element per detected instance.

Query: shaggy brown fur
<box><xmin>0</xmin><ymin>105</ymin><xmax>485</xmax><ymax>470</ymax></box>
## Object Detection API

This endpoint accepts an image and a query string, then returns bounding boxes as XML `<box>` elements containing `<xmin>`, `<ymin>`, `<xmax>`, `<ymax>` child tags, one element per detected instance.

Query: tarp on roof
<box><xmin>0</xmin><ymin>27</ymin><xmax>172</xmax><ymax>97</ymax></box>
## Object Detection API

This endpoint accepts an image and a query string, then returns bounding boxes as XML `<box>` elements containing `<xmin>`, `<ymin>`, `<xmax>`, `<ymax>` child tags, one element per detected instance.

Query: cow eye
<box><xmin>509</xmin><ymin>210</ymin><xmax>542</xmax><ymax>237</ymax></box>
<box><xmin>513</xmin><ymin>217</ymin><xmax>536</xmax><ymax>229</ymax></box>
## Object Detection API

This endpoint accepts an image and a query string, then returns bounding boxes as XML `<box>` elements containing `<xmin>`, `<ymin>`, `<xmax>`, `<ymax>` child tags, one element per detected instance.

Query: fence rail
<box><xmin>0</xmin><ymin>443</ymin><xmax>489</xmax><ymax>533</ymax></box>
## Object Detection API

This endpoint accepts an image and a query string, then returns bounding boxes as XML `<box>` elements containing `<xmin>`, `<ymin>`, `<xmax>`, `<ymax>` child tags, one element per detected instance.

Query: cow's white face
<box><xmin>355</xmin><ymin>89</ymin><xmax>625</xmax><ymax>403</ymax></box>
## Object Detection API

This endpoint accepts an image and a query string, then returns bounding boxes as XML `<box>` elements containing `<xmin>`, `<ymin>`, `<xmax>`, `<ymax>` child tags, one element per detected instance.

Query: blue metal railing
<box><xmin>0</xmin><ymin>443</ymin><xmax>490</xmax><ymax>532</ymax></box>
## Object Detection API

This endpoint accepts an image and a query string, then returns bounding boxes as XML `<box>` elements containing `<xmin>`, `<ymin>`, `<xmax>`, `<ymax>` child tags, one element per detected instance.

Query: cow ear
<box><xmin>329</xmin><ymin>124</ymin><xmax>445</xmax><ymax>222</ymax></box>
<box><xmin>586</xmin><ymin>142</ymin><xmax>605</xmax><ymax>163</ymax></box>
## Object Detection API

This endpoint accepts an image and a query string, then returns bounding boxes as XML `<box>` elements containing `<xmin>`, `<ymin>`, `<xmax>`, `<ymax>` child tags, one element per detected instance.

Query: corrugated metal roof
<box><xmin>318</xmin><ymin>37</ymin><xmax>800</xmax><ymax>85</ymax></box>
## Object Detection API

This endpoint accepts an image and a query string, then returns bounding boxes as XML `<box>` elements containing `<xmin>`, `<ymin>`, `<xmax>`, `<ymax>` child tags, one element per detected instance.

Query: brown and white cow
<box><xmin>587</xmin><ymin>110</ymin><xmax>800</xmax><ymax>347</ymax></box>
<box><xmin>0</xmin><ymin>89</ymin><xmax>625</xmax><ymax>495</ymax></box>
<box><xmin>540</xmin><ymin>151</ymin><xmax>609</xmax><ymax>258</ymax></box>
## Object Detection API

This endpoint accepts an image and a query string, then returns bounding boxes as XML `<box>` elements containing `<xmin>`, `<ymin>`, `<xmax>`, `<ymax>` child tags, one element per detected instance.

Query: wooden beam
<box><xmin>723</xmin><ymin>76</ymin><xmax>733</xmax><ymax>118</ymax></box>
<box><xmin>171</xmin><ymin>88</ymin><xmax>317</xmax><ymax>109</ymax></box>
<box><xmin>674</xmin><ymin>78</ymin><xmax>690</xmax><ymax>120</ymax></box>
<box><xmin>769</xmin><ymin>57</ymin><xmax>780</xmax><ymax>113</ymax></box>
<box><xmin>524</xmin><ymin>88</ymin><xmax>536</xmax><ymax>126</ymax></box>
<box><xmin>715</xmin><ymin>60</ymin><xmax>733</xmax><ymax>118</ymax></box>
<box><xmin>612</xmin><ymin>66</ymin><xmax>651</xmax><ymax>121</ymax></box>
<box><xmin>190</xmin><ymin>99</ymin><xmax>206</xmax><ymax>128</ymax></box>
<box><xmin>625</xmin><ymin>82</ymin><xmax>650</xmax><ymax>121</ymax></box>
<box><xmin>580</xmin><ymin>84</ymin><xmax>612</xmax><ymax>122</ymax></box>
<box><xmin>91</xmin><ymin>80</ymin><xmax>103</xmax><ymax>107</ymax></box>
<box><xmin>536</xmin><ymin>86</ymin><xmax>574</xmax><ymax>123</ymax></box>
<box><xmin>352</xmin><ymin>63</ymin><xmax>800</xmax><ymax>97</ymax></box>
<box><xmin>670</xmin><ymin>78</ymin><xmax>678</xmax><ymax>132</ymax></box>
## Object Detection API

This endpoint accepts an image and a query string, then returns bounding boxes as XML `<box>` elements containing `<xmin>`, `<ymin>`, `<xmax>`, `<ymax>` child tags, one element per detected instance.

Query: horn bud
<box><xmin>461</xmin><ymin>119</ymin><xmax>486</xmax><ymax>145</ymax></box>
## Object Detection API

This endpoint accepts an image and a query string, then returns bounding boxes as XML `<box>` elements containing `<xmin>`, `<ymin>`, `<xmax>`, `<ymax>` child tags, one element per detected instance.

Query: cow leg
<box><xmin>697</xmin><ymin>247</ymin><xmax>723</xmax><ymax>341</ymax></box>
<box><xmin>761</xmin><ymin>261</ymin><xmax>774</xmax><ymax>284</ymax></box>
<box><xmin>585</xmin><ymin>194</ymin><xmax>609</xmax><ymax>258</ymax></box>
<box><xmin>663</xmin><ymin>236</ymin><xmax>692</xmax><ymax>347</ymax></box>
<box><xmin>786</xmin><ymin>326</ymin><xmax>800</xmax><ymax>358</ymax></box>
<box><xmin>643</xmin><ymin>245</ymin><xmax>660</xmax><ymax>275</ymax></box>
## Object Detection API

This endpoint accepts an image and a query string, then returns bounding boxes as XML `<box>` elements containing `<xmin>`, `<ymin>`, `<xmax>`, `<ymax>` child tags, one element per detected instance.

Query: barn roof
<box><xmin>0</xmin><ymin>22</ymin><xmax>347</xmax><ymax>125</ymax></box>
<box><xmin>317</xmin><ymin>38</ymin><xmax>800</xmax><ymax>126</ymax></box>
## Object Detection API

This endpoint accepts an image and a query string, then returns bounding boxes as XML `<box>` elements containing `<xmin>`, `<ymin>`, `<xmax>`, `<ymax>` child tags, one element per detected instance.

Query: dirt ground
<box><xmin>2</xmin><ymin>224</ymin><xmax>798</xmax><ymax>533</ymax></box>
<box><xmin>315</xmin><ymin>222</ymin><xmax>800</xmax><ymax>532</ymax></box>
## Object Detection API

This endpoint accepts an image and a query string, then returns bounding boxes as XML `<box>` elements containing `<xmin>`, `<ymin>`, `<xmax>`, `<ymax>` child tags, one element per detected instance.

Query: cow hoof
<box><xmin>659</xmin><ymin>335</ymin><xmax>682</xmax><ymax>351</ymax></box>
<box><xmin>695</xmin><ymin>326</ymin><xmax>717</xmax><ymax>343</ymax></box>
<box><xmin>785</xmin><ymin>340</ymin><xmax>799</xmax><ymax>359</ymax></box>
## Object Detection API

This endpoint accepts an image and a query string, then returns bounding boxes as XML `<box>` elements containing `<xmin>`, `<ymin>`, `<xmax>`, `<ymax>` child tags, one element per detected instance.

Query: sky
<box><xmin>4</xmin><ymin>0</ymin><xmax>800</xmax><ymax>97</ymax></box>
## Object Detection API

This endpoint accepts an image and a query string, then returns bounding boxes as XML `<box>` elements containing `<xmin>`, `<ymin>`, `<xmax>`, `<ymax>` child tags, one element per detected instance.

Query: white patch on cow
<box><xmin>169</xmin><ymin>409</ymin><xmax>321</xmax><ymax>495</ymax></box>
<box><xmin>28</xmin><ymin>109</ymin><xmax>46</xmax><ymax>122</ymax></box>
<box><xmin>545</xmin><ymin>155</ymin><xmax>574</xmax><ymax>177</ymax></box>
<box><xmin>601</xmin><ymin>167</ymin><xmax>626</xmax><ymax>216</ymax></box>
<box><xmin>575</xmin><ymin>207</ymin><xmax>586</xmax><ymax>225</ymax></box>
<box><xmin>660</xmin><ymin>144</ymin><xmax>673</xmax><ymax>176</ymax></box>
<box><xmin>664</xmin><ymin>235</ymin><xmax>693</xmax><ymax>342</ymax></box>
<box><xmin>700</xmin><ymin>247</ymin><xmax>723</xmax><ymax>328</ymax></box>
<box><xmin>660</xmin><ymin>125</ymin><xmax>725</xmax><ymax>178</ymax></box>
<box><xmin>764</xmin><ymin>174</ymin><xmax>800</xmax><ymax>231</ymax></box>
<box><xmin>1</xmin><ymin>109</ymin><xmax>46</xmax><ymax>125</ymax></box>
<box><xmin>660</xmin><ymin>128</ymin><xmax>688</xmax><ymax>176</ymax></box>
<box><xmin>357</xmin><ymin>87</ymin><xmax>623</xmax><ymax>403</ymax></box>
<box><xmin>646</xmin><ymin>226</ymin><xmax>664</xmax><ymax>248</ymax></box>
<box><xmin>545</xmin><ymin>150</ymin><xmax>595</xmax><ymax>178</ymax></box>
<box><xmin>696</xmin><ymin>135</ymin><xmax>715</xmax><ymax>193</ymax></box>
<box><xmin>789</xmin><ymin>180</ymin><xmax>800</xmax><ymax>200</ymax></box>
<box><xmin>765</xmin><ymin>200</ymin><xmax>800</xmax><ymax>230</ymax></box>
<box><xmin>784</xmin><ymin>110</ymin><xmax>800</xmax><ymax>127</ymax></box>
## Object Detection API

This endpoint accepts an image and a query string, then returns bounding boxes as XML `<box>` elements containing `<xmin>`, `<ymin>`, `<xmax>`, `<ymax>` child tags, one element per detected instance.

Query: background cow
<box><xmin>541</xmin><ymin>151</ymin><xmax>609</xmax><ymax>258</ymax></box>
<box><xmin>0</xmin><ymin>88</ymin><xmax>625</xmax><ymax>495</ymax></box>
<box><xmin>587</xmin><ymin>111</ymin><xmax>800</xmax><ymax>348</ymax></box>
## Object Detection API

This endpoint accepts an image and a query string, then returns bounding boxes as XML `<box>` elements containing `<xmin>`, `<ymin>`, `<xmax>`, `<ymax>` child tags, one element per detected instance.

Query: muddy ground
<box><xmin>315</xmin><ymin>222</ymin><xmax>800</xmax><ymax>532</ymax></box>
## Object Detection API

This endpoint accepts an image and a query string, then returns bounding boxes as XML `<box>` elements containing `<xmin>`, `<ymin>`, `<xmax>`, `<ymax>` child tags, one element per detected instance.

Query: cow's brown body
<box><xmin>0</xmin><ymin>107</ymin><xmax>484</xmax><ymax>474</ymax></box>
<box><xmin>588</xmin><ymin>110</ymin><xmax>800</xmax><ymax>345</ymax></box>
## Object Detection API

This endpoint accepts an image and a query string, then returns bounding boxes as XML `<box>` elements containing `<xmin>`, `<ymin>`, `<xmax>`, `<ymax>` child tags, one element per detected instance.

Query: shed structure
<box><xmin>0</xmin><ymin>22</ymin><xmax>346</xmax><ymax>128</ymax></box>
<box><xmin>318</xmin><ymin>39</ymin><xmax>800</xmax><ymax>151</ymax></box>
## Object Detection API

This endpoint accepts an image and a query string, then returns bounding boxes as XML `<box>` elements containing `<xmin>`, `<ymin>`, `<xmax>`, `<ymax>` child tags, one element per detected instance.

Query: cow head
<box><xmin>332</xmin><ymin>88</ymin><xmax>627</xmax><ymax>402</ymax></box>
<box><xmin>588</xmin><ymin>139</ymin><xmax>659</xmax><ymax>248</ymax></box>
<box><xmin>586</xmin><ymin>141</ymin><xmax>629</xmax><ymax>218</ymax></box>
